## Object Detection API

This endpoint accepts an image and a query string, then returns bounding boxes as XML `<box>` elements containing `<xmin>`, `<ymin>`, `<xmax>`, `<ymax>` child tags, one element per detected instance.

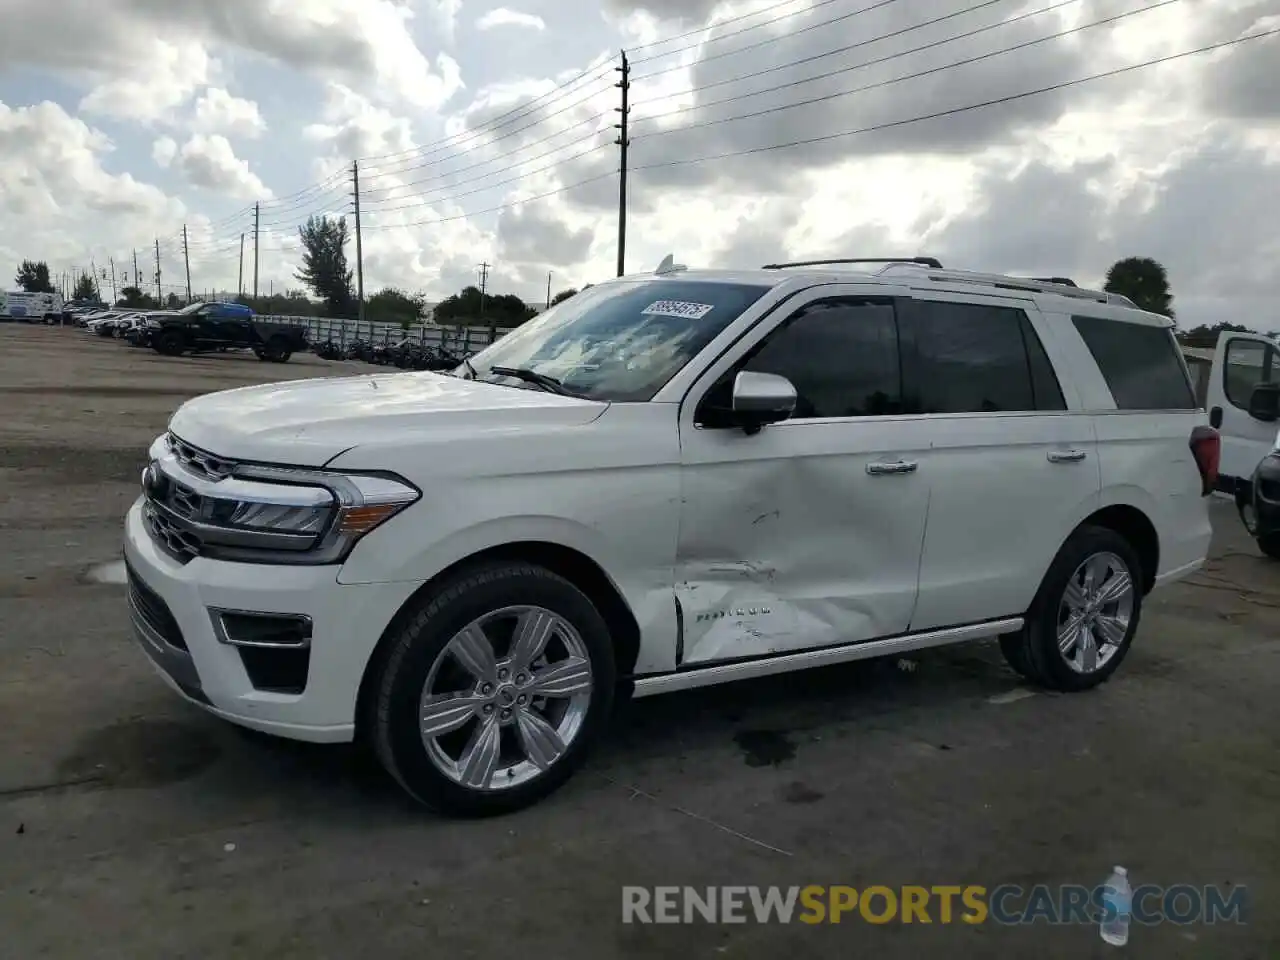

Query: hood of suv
<box><xmin>167</xmin><ymin>371</ymin><xmax>607</xmax><ymax>466</ymax></box>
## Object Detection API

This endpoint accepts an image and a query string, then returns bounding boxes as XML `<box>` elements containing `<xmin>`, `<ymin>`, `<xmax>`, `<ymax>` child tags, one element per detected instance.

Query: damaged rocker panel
<box><xmin>633</xmin><ymin>616</ymin><xmax>1024</xmax><ymax>698</ymax></box>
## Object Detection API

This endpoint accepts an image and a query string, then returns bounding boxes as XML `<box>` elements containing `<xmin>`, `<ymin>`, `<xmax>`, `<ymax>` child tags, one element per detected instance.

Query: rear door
<box><xmin>1208</xmin><ymin>330</ymin><xmax>1280</xmax><ymax>492</ymax></box>
<box><xmin>899</xmin><ymin>292</ymin><xmax>1101</xmax><ymax>630</ymax></box>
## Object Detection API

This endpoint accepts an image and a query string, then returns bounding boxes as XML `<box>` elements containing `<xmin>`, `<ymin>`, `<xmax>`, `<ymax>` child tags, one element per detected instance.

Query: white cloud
<box><xmin>476</xmin><ymin>8</ymin><xmax>548</xmax><ymax>32</ymax></box>
<box><xmin>0</xmin><ymin>0</ymin><xmax>463</xmax><ymax>110</ymax></box>
<box><xmin>192</xmin><ymin>88</ymin><xmax>267</xmax><ymax>138</ymax></box>
<box><xmin>159</xmin><ymin>134</ymin><xmax>272</xmax><ymax>200</ymax></box>
<box><xmin>152</xmin><ymin>136</ymin><xmax>179</xmax><ymax>167</ymax></box>
<box><xmin>0</xmin><ymin>99</ymin><xmax>186</xmax><ymax>284</ymax></box>
<box><xmin>78</xmin><ymin>38</ymin><xmax>219</xmax><ymax>124</ymax></box>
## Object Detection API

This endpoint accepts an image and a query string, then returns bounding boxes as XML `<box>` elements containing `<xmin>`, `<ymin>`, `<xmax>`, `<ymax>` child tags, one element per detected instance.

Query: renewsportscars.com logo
<box><xmin>621</xmin><ymin>884</ymin><xmax>1249</xmax><ymax>926</ymax></box>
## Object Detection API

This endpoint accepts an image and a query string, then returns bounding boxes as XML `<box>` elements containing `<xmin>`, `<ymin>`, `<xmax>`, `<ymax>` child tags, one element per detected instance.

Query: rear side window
<box><xmin>900</xmin><ymin>300</ymin><xmax>1066</xmax><ymax>413</ymax></box>
<box><xmin>1071</xmin><ymin>315</ymin><xmax>1196</xmax><ymax>410</ymax></box>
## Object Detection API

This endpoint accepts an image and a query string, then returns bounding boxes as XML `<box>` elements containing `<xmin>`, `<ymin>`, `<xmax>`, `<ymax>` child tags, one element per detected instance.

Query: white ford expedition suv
<box><xmin>123</xmin><ymin>256</ymin><xmax>1218</xmax><ymax>815</ymax></box>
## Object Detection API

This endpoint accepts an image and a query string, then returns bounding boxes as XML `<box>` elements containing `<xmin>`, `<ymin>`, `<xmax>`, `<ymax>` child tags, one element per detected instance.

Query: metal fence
<box><xmin>261</xmin><ymin>316</ymin><xmax>510</xmax><ymax>356</ymax></box>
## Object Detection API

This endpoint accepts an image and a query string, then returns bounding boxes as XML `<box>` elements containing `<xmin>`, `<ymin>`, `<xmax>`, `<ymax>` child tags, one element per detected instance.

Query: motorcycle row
<box><xmin>313</xmin><ymin>337</ymin><xmax>464</xmax><ymax>371</ymax></box>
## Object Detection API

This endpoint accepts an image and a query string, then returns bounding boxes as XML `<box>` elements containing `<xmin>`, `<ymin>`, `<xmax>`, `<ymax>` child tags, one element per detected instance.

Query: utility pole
<box><xmin>238</xmin><ymin>233</ymin><xmax>245</xmax><ymax>297</ymax></box>
<box><xmin>133</xmin><ymin>249</ymin><xmax>140</xmax><ymax>288</ymax></box>
<box><xmin>546</xmin><ymin>271</ymin><xmax>552</xmax><ymax>311</ymax></box>
<box><xmin>478</xmin><ymin>261</ymin><xmax>492</xmax><ymax>342</ymax></box>
<box><xmin>154</xmin><ymin>238</ymin><xmax>162</xmax><ymax>302</ymax></box>
<box><xmin>352</xmin><ymin>161</ymin><xmax>366</xmax><ymax>323</ymax></box>
<box><xmin>615</xmin><ymin>49</ymin><xmax>630</xmax><ymax>278</ymax></box>
<box><xmin>253</xmin><ymin>202</ymin><xmax>260</xmax><ymax>303</ymax></box>
<box><xmin>109</xmin><ymin>258</ymin><xmax>117</xmax><ymax>303</ymax></box>
<box><xmin>90</xmin><ymin>258</ymin><xmax>101</xmax><ymax>300</ymax></box>
<box><xmin>182</xmin><ymin>224</ymin><xmax>192</xmax><ymax>303</ymax></box>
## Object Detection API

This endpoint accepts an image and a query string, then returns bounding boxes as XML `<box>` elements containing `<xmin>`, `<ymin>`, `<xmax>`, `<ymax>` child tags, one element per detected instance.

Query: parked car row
<box><xmin>81</xmin><ymin>301</ymin><xmax>309</xmax><ymax>363</ymax></box>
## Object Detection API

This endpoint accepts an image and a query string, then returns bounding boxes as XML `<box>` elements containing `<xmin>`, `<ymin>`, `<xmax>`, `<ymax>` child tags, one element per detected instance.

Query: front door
<box><xmin>1208</xmin><ymin>331</ymin><xmax>1280</xmax><ymax>491</ymax></box>
<box><xmin>674</xmin><ymin>287</ymin><xmax>932</xmax><ymax>665</ymax></box>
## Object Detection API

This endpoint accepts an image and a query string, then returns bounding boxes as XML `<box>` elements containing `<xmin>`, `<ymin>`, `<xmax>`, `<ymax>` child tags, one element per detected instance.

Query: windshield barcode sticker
<box><xmin>641</xmin><ymin>300</ymin><xmax>715</xmax><ymax>319</ymax></box>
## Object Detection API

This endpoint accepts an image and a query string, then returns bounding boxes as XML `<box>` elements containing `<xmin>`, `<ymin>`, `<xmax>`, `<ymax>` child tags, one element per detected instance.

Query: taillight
<box><xmin>1189</xmin><ymin>425</ymin><xmax>1220</xmax><ymax>497</ymax></box>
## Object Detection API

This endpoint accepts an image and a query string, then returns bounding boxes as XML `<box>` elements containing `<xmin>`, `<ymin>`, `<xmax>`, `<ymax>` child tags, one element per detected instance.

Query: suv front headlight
<box><xmin>142</xmin><ymin>435</ymin><xmax>421</xmax><ymax>565</ymax></box>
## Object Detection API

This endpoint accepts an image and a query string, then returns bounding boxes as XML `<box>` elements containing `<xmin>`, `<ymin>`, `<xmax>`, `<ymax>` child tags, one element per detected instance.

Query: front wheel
<box><xmin>369</xmin><ymin>563</ymin><xmax>616</xmax><ymax>817</ymax></box>
<box><xmin>1000</xmin><ymin>526</ymin><xmax>1143</xmax><ymax>692</ymax></box>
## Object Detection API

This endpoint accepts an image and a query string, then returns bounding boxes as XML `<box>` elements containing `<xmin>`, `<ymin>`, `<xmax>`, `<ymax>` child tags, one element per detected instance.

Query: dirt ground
<box><xmin>1</xmin><ymin>324</ymin><xmax>1277</xmax><ymax>959</ymax></box>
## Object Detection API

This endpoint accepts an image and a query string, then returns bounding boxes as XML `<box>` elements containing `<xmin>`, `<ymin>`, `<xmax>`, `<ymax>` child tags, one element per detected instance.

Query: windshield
<box><xmin>178</xmin><ymin>302</ymin><xmax>205</xmax><ymax>315</ymax></box>
<box><xmin>462</xmin><ymin>279</ymin><xmax>770</xmax><ymax>401</ymax></box>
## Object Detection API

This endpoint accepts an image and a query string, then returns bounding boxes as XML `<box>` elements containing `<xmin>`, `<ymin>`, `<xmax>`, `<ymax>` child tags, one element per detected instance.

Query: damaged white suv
<box><xmin>124</xmin><ymin>256</ymin><xmax>1217</xmax><ymax>815</ymax></box>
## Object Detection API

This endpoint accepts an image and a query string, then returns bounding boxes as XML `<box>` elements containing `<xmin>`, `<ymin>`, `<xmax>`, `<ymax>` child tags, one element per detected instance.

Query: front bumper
<box><xmin>123</xmin><ymin>499</ymin><xmax>422</xmax><ymax>742</ymax></box>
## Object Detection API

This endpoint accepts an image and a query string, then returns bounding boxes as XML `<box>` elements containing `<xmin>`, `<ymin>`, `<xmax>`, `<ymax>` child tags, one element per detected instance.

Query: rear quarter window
<box><xmin>1071</xmin><ymin>314</ymin><xmax>1196</xmax><ymax>410</ymax></box>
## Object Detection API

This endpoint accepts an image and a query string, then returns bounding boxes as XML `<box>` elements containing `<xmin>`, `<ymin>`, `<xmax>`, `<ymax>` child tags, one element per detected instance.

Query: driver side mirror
<box><xmin>732</xmin><ymin>371</ymin><xmax>797</xmax><ymax>434</ymax></box>
<box><xmin>1249</xmin><ymin>383</ymin><xmax>1280</xmax><ymax>422</ymax></box>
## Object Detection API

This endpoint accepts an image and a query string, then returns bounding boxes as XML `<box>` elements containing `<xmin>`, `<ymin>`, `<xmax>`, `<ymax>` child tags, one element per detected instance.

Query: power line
<box><xmin>630</xmin><ymin>0</ymin><xmax>903</xmax><ymax>69</ymax></box>
<box><xmin>357</xmin><ymin>61</ymin><xmax>617</xmax><ymax>173</ymax></box>
<box><xmin>361</xmin><ymin>170</ymin><xmax>617</xmax><ymax>231</ymax></box>
<box><xmin>634</xmin><ymin>0</ymin><xmax>1180</xmax><ymax>138</ymax></box>
<box><xmin>631</xmin><ymin>0</ymin><xmax>1050</xmax><ymax>112</ymax></box>
<box><xmin>362</xmin><ymin>141</ymin><xmax>613</xmax><ymax>217</ymax></box>
<box><xmin>627</xmin><ymin>0</ymin><xmax>819</xmax><ymax>54</ymax></box>
<box><xmin>630</xmin><ymin>27</ymin><xmax>1280</xmax><ymax>172</ymax></box>
<box><xmin>632</xmin><ymin>0</ymin><xmax>906</xmax><ymax>79</ymax></box>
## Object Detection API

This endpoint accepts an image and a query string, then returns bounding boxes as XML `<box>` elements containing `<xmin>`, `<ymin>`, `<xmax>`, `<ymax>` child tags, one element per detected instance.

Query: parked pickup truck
<box><xmin>145</xmin><ymin>302</ymin><xmax>307</xmax><ymax>362</ymax></box>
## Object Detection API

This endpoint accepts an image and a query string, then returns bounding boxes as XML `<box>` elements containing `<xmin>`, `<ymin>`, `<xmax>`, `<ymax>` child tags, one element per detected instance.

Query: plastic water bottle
<box><xmin>1100</xmin><ymin>866</ymin><xmax>1132</xmax><ymax>946</ymax></box>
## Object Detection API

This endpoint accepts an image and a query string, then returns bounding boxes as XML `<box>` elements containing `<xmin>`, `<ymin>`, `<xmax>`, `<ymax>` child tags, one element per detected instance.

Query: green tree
<box><xmin>1103</xmin><ymin>257</ymin><xmax>1175</xmax><ymax>320</ymax></box>
<box><xmin>550</xmin><ymin>288</ymin><xmax>578</xmax><ymax>306</ymax></box>
<box><xmin>15</xmin><ymin>260</ymin><xmax>55</xmax><ymax>293</ymax></box>
<box><xmin>367</xmin><ymin>287</ymin><xmax>425</xmax><ymax>328</ymax></box>
<box><xmin>295</xmin><ymin>215</ymin><xmax>354</xmax><ymax>318</ymax></box>
<box><xmin>433</xmin><ymin>285</ymin><xmax>536</xmax><ymax>327</ymax></box>
<box><xmin>72</xmin><ymin>272</ymin><xmax>98</xmax><ymax>301</ymax></box>
<box><xmin>115</xmin><ymin>286</ymin><xmax>159</xmax><ymax>309</ymax></box>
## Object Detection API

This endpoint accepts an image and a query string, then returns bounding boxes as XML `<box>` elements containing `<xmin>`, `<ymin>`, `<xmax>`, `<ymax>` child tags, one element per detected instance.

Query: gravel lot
<box><xmin>1</xmin><ymin>324</ymin><xmax>1277</xmax><ymax>959</ymax></box>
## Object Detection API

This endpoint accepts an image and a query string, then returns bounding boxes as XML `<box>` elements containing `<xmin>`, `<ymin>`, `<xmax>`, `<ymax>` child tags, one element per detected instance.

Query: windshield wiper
<box><xmin>488</xmin><ymin>365</ymin><xmax>575</xmax><ymax>396</ymax></box>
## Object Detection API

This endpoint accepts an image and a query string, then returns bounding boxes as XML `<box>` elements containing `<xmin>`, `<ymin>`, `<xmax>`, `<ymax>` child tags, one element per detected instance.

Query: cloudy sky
<box><xmin>0</xmin><ymin>0</ymin><xmax>1275</xmax><ymax>325</ymax></box>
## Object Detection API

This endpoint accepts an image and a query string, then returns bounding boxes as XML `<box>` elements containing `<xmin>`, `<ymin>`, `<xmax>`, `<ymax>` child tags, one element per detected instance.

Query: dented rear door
<box><xmin>673</xmin><ymin>287</ymin><xmax>931</xmax><ymax>665</ymax></box>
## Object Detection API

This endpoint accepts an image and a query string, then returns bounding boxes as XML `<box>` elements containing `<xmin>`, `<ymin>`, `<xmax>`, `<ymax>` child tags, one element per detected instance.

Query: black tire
<box><xmin>261</xmin><ymin>336</ymin><xmax>292</xmax><ymax>362</ymax></box>
<box><xmin>1000</xmin><ymin>525</ymin><xmax>1144</xmax><ymax>692</ymax></box>
<box><xmin>1257</xmin><ymin>534</ymin><xmax>1280</xmax><ymax>561</ymax></box>
<box><xmin>998</xmin><ymin>631</ymin><xmax>1034</xmax><ymax>680</ymax></box>
<box><xmin>369</xmin><ymin>562</ymin><xmax>616</xmax><ymax>817</ymax></box>
<box><xmin>155</xmin><ymin>331</ymin><xmax>185</xmax><ymax>356</ymax></box>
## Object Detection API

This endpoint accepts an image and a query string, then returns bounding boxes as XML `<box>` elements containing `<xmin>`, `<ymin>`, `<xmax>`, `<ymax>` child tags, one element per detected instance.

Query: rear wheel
<box><xmin>369</xmin><ymin>563</ymin><xmax>615</xmax><ymax>817</ymax></box>
<box><xmin>1000</xmin><ymin>526</ymin><xmax>1143</xmax><ymax>691</ymax></box>
<box><xmin>259</xmin><ymin>336</ymin><xmax>292</xmax><ymax>362</ymax></box>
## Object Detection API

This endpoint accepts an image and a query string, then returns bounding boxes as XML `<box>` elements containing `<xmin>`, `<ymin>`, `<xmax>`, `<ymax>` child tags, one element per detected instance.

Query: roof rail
<box><xmin>876</xmin><ymin>264</ymin><xmax>1138</xmax><ymax>306</ymax></box>
<box><xmin>761</xmin><ymin>256</ymin><xmax>943</xmax><ymax>270</ymax></box>
<box><xmin>1027</xmin><ymin>276</ymin><xmax>1077</xmax><ymax>287</ymax></box>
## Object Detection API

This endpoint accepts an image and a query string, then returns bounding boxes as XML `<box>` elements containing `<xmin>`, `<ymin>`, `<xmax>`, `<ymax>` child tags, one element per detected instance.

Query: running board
<box><xmin>630</xmin><ymin>617</ymin><xmax>1023</xmax><ymax>698</ymax></box>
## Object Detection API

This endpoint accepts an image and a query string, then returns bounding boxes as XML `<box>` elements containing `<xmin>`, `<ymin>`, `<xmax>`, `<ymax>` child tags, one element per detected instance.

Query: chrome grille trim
<box><xmin>167</xmin><ymin>433</ymin><xmax>236</xmax><ymax>481</ymax></box>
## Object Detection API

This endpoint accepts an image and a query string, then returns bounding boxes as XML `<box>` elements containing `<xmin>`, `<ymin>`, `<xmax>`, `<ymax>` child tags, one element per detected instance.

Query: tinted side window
<box><xmin>1071</xmin><ymin>315</ymin><xmax>1196</xmax><ymax>410</ymax></box>
<box><xmin>738</xmin><ymin>299</ymin><xmax>902</xmax><ymax>419</ymax></box>
<box><xmin>901</xmin><ymin>300</ymin><xmax>1047</xmax><ymax>413</ymax></box>
<box><xmin>1223</xmin><ymin>338</ymin><xmax>1279</xmax><ymax>410</ymax></box>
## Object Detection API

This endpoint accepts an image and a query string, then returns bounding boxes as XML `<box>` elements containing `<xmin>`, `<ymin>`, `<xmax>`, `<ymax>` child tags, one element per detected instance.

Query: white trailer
<box><xmin>0</xmin><ymin>290</ymin><xmax>64</xmax><ymax>322</ymax></box>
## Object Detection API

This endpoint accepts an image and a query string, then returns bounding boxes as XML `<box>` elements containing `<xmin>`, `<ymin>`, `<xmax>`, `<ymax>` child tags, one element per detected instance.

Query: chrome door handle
<box><xmin>1047</xmin><ymin>449</ymin><xmax>1087</xmax><ymax>463</ymax></box>
<box><xmin>866</xmin><ymin>459</ymin><xmax>918</xmax><ymax>475</ymax></box>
